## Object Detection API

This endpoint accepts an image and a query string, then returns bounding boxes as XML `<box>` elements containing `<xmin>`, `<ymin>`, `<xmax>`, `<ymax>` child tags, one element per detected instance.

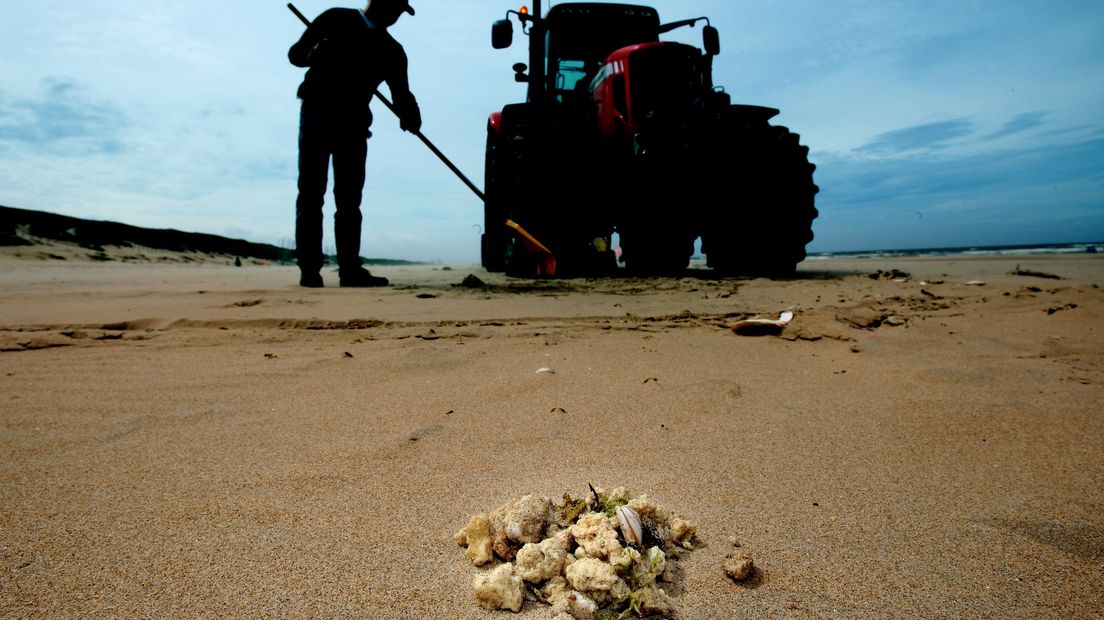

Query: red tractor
<box><xmin>482</xmin><ymin>2</ymin><xmax>818</xmax><ymax>277</ymax></box>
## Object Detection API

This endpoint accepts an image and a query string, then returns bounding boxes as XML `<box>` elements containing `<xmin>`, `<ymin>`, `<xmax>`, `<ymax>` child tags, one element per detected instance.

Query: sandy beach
<box><xmin>1</xmin><ymin>250</ymin><xmax>1102</xmax><ymax>618</ymax></box>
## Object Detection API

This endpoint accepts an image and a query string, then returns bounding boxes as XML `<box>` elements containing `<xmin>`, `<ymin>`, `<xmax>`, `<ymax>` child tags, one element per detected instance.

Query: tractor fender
<box><xmin>499</xmin><ymin>103</ymin><xmax>537</xmax><ymax>131</ymax></box>
<box><xmin>488</xmin><ymin>111</ymin><xmax>503</xmax><ymax>135</ymax></box>
<box><xmin>728</xmin><ymin>104</ymin><xmax>780</xmax><ymax>125</ymax></box>
<box><xmin>491</xmin><ymin>103</ymin><xmax>541</xmax><ymax>147</ymax></box>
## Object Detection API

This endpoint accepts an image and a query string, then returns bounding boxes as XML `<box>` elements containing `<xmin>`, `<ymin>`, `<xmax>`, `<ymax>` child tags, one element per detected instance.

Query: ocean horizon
<box><xmin>805</xmin><ymin>241</ymin><xmax>1102</xmax><ymax>260</ymax></box>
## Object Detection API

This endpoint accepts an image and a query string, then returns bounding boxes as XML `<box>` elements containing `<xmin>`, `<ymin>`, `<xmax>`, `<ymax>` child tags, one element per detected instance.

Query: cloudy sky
<box><xmin>1</xmin><ymin>1</ymin><xmax>1101</xmax><ymax>262</ymax></box>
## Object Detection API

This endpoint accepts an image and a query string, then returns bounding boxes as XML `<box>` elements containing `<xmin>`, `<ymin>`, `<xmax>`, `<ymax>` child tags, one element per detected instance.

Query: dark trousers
<box><xmin>295</xmin><ymin>104</ymin><xmax>370</xmax><ymax>273</ymax></box>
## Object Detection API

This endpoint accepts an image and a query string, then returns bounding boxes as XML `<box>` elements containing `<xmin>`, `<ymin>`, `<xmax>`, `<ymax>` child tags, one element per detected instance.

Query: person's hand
<box><xmin>308</xmin><ymin>39</ymin><xmax>332</xmax><ymax>64</ymax></box>
<box><xmin>400</xmin><ymin>108</ymin><xmax>421</xmax><ymax>134</ymax></box>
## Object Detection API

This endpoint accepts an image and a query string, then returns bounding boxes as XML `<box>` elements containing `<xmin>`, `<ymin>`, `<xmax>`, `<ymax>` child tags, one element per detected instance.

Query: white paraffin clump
<box><xmin>454</xmin><ymin>486</ymin><xmax>700</xmax><ymax>618</ymax></box>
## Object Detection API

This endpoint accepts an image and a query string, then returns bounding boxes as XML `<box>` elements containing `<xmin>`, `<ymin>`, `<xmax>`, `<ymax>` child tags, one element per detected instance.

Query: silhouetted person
<box><xmin>289</xmin><ymin>0</ymin><xmax>421</xmax><ymax>287</ymax></box>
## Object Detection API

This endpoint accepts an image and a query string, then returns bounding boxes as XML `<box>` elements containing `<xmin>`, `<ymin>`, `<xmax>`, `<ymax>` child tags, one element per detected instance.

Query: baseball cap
<box><xmin>376</xmin><ymin>0</ymin><xmax>414</xmax><ymax>15</ymax></box>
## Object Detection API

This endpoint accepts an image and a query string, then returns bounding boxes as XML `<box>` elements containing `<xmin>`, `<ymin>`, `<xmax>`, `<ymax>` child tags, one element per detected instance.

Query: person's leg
<box><xmin>295</xmin><ymin>110</ymin><xmax>331</xmax><ymax>286</ymax></box>
<box><xmin>330</xmin><ymin>118</ymin><xmax>386</xmax><ymax>287</ymax></box>
<box><xmin>331</xmin><ymin>130</ymin><xmax>367</xmax><ymax>275</ymax></box>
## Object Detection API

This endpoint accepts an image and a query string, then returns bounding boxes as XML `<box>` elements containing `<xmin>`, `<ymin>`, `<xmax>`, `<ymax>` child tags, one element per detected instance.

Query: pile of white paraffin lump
<box><xmin>453</xmin><ymin>486</ymin><xmax>698</xmax><ymax>619</ymax></box>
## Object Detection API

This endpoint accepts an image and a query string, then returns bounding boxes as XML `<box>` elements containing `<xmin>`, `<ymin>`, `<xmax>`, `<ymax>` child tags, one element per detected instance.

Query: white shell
<box><xmin>730</xmin><ymin>310</ymin><xmax>795</xmax><ymax>335</ymax></box>
<box><xmin>616</xmin><ymin>505</ymin><xmax>643</xmax><ymax>546</ymax></box>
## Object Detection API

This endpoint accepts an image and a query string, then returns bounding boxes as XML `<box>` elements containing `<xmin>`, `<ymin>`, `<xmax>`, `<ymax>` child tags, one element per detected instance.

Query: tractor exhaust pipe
<box><xmin>527</xmin><ymin>0</ymin><xmax>545</xmax><ymax>104</ymax></box>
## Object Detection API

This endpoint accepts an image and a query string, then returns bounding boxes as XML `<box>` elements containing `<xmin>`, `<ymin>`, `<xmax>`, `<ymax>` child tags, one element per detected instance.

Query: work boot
<box><xmin>339</xmin><ymin>267</ymin><xmax>389</xmax><ymax>287</ymax></box>
<box><xmin>299</xmin><ymin>271</ymin><xmax>323</xmax><ymax>288</ymax></box>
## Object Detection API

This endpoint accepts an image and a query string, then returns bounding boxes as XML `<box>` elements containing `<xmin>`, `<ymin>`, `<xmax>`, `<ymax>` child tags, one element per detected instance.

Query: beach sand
<box><xmin>1</xmin><ymin>250</ymin><xmax>1102</xmax><ymax>618</ymax></box>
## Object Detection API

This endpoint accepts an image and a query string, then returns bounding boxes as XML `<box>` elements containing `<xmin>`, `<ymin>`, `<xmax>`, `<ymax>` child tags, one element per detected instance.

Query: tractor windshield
<box><xmin>555</xmin><ymin>59</ymin><xmax>590</xmax><ymax>95</ymax></box>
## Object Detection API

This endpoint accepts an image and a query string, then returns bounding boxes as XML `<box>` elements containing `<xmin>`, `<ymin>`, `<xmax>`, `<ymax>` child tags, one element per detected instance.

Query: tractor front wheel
<box><xmin>481</xmin><ymin>127</ymin><xmax>508</xmax><ymax>272</ymax></box>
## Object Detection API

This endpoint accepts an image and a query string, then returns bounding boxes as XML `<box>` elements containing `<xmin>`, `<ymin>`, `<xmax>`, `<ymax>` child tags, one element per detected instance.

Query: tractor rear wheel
<box><xmin>703</xmin><ymin>124</ymin><xmax>818</xmax><ymax>277</ymax></box>
<box><xmin>481</xmin><ymin>127</ymin><xmax>508</xmax><ymax>272</ymax></box>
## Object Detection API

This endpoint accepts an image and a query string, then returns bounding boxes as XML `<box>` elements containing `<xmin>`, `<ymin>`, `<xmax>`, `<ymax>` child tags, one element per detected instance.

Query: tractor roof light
<box><xmin>516</xmin><ymin>5</ymin><xmax>535</xmax><ymax>25</ymax></box>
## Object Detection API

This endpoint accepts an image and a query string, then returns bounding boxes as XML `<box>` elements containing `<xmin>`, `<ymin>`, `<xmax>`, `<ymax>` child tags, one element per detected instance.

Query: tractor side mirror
<box><xmin>492</xmin><ymin>19</ymin><xmax>514</xmax><ymax>49</ymax></box>
<box><xmin>513</xmin><ymin>62</ymin><xmax>529</xmax><ymax>82</ymax></box>
<box><xmin>703</xmin><ymin>26</ymin><xmax>720</xmax><ymax>55</ymax></box>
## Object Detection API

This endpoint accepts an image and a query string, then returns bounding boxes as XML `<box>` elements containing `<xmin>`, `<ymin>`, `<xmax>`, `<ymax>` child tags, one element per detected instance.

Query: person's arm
<box><xmin>386</xmin><ymin>45</ymin><xmax>421</xmax><ymax>133</ymax></box>
<box><xmin>288</xmin><ymin>10</ymin><xmax>330</xmax><ymax>67</ymax></box>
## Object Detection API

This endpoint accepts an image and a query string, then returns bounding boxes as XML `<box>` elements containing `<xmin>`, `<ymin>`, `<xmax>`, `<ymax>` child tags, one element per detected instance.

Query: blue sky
<box><xmin>1</xmin><ymin>1</ymin><xmax>1101</xmax><ymax>262</ymax></box>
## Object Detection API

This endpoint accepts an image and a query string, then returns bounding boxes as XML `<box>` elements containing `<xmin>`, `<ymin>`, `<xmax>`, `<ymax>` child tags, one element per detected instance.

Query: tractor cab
<box><xmin>494</xmin><ymin>3</ymin><xmax>719</xmax><ymax>135</ymax></box>
<box><xmin>494</xmin><ymin>4</ymin><xmax>663</xmax><ymax>104</ymax></box>
<box><xmin>543</xmin><ymin>4</ymin><xmax>660</xmax><ymax>105</ymax></box>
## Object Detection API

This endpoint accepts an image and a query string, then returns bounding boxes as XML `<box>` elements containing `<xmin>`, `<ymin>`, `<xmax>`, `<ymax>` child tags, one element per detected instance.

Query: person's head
<box><xmin>365</xmin><ymin>0</ymin><xmax>414</xmax><ymax>28</ymax></box>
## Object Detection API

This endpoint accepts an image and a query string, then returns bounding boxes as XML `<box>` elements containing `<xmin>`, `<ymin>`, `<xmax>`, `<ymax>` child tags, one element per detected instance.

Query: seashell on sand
<box><xmin>616</xmin><ymin>505</ymin><xmax>643</xmax><ymax>546</ymax></box>
<box><xmin>730</xmin><ymin>310</ymin><xmax>794</xmax><ymax>336</ymax></box>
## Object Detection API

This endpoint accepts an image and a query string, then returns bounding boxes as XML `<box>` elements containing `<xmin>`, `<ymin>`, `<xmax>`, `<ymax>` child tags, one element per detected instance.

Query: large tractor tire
<box><xmin>491</xmin><ymin>105</ymin><xmax>619</xmax><ymax>278</ymax></box>
<box><xmin>703</xmin><ymin>121</ymin><xmax>819</xmax><ymax>277</ymax></box>
<box><xmin>484</xmin><ymin>106</ymin><xmax>555</xmax><ymax>277</ymax></box>
<box><xmin>482</xmin><ymin>121</ymin><xmax>547</xmax><ymax>276</ymax></box>
<box><xmin>481</xmin><ymin>127</ymin><xmax>508</xmax><ymax>272</ymax></box>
